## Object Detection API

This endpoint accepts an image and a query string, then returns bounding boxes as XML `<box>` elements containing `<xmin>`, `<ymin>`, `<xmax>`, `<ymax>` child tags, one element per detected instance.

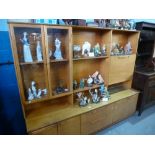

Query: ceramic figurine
<box><xmin>79</xmin><ymin>79</ymin><xmax>85</xmax><ymax>89</ymax></box>
<box><xmin>124</xmin><ymin>41</ymin><xmax>132</xmax><ymax>55</ymax></box>
<box><xmin>73</xmin><ymin>45</ymin><xmax>81</xmax><ymax>58</ymax></box>
<box><xmin>54</xmin><ymin>38</ymin><xmax>63</xmax><ymax>60</ymax></box>
<box><xmin>73</xmin><ymin>80</ymin><xmax>78</xmax><ymax>90</ymax></box>
<box><xmin>129</xmin><ymin>20</ymin><xmax>136</xmax><ymax>30</ymax></box>
<box><xmin>89</xmin><ymin>89</ymin><xmax>100</xmax><ymax>103</ymax></box>
<box><xmin>20</xmin><ymin>32</ymin><xmax>33</xmax><ymax>62</ymax></box>
<box><xmin>55</xmin><ymin>86</ymin><xmax>65</xmax><ymax>94</ymax></box>
<box><xmin>87</xmin><ymin>75</ymin><xmax>93</xmax><ymax>87</ymax></box>
<box><xmin>94</xmin><ymin>43</ymin><xmax>101</xmax><ymax>57</ymax></box>
<box><xmin>42</xmin><ymin>89</ymin><xmax>47</xmax><ymax>95</ymax></box>
<box><xmin>36</xmin><ymin>40</ymin><xmax>43</xmax><ymax>61</ymax></box>
<box><xmin>77</xmin><ymin>92</ymin><xmax>90</xmax><ymax>106</ymax></box>
<box><xmin>37</xmin><ymin>89</ymin><xmax>42</xmax><ymax>98</ymax></box>
<box><xmin>98</xmin><ymin>74</ymin><xmax>104</xmax><ymax>84</ymax></box>
<box><xmin>28</xmin><ymin>88</ymin><xmax>34</xmax><ymax>101</ymax></box>
<box><xmin>31</xmin><ymin>81</ymin><xmax>37</xmax><ymax>98</ymax></box>
<box><xmin>101</xmin><ymin>44</ymin><xmax>106</xmax><ymax>56</ymax></box>
<box><xmin>103</xmin><ymin>87</ymin><xmax>110</xmax><ymax>100</ymax></box>
<box><xmin>99</xmin><ymin>85</ymin><xmax>110</xmax><ymax>101</ymax></box>
<box><xmin>82</xmin><ymin>41</ymin><xmax>91</xmax><ymax>57</ymax></box>
<box><xmin>89</xmin><ymin>48</ymin><xmax>95</xmax><ymax>57</ymax></box>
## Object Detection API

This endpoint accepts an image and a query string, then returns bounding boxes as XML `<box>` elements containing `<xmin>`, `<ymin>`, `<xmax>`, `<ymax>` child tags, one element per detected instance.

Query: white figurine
<box><xmin>42</xmin><ymin>89</ymin><xmax>47</xmax><ymax>95</ymax></box>
<box><xmin>36</xmin><ymin>40</ymin><xmax>43</xmax><ymax>61</ymax></box>
<box><xmin>37</xmin><ymin>89</ymin><xmax>42</xmax><ymax>98</ymax></box>
<box><xmin>20</xmin><ymin>32</ymin><xmax>33</xmax><ymax>62</ymax></box>
<box><xmin>28</xmin><ymin>88</ymin><xmax>34</xmax><ymax>101</ymax></box>
<box><xmin>31</xmin><ymin>81</ymin><xmax>37</xmax><ymax>98</ymax></box>
<box><xmin>82</xmin><ymin>41</ymin><xmax>91</xmax><ymax>56</ymax></box>
<box><xmin>124</xmin><ymin>41</ymin><xmax>132</xmax><ymax>54</ymax></box>
<box><xmin>54</xmin><ymin>38</ymin><xmax>63</xmax><ymax>60</ymax></box>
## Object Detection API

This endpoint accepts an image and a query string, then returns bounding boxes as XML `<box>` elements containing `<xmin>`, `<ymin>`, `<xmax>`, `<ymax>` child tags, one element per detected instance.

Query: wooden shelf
<box><xmin>73</xmin><ymin>56</ymin><xmax>108</xmax><ymax>61</ymax></box>
<box><xmin>52</xmin><ymin>92</ymin><xmax>72</xmax><ymax>99</ymax></box>
<box><xmin>20</xmin><ymin>61</ymin><xmax>44</xmax><ymax>65</ymax></box>
<box><xmin>73</xmin><ymin>84</ymin><xmax>101</xmax><ymax>93</ymax></box>
<box><xmin>50</xmin><ymin>59</ymin><xmax>69</xmax><ymax>63</ymax></box>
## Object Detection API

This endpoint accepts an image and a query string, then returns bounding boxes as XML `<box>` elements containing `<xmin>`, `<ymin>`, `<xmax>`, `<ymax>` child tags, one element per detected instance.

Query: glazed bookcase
<box><xmin>9</xmin><ymin>23</ymin><xmax>140</xmax><ymax>135</ymax></box>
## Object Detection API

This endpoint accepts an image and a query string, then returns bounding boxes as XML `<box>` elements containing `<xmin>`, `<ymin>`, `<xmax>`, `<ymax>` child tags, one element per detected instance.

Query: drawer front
<box><xmin>30</xmin><ymin>124</ymin><xmax>58</xmax><ymax>135</ymax></box>
<box><xmin>148</xmin><ymin>78</ymin><xmax>155</xmax><ymax>87</ymax></box>
<box><xmin>112</xmin><ymin>94</ymin><xmax>138</xmax><ymax>123</ymax></box>
<box><xmin>109</xmin><ymin>54</ymin><xmax>136</xmax><ymax>85</ymax></box>
<box><xmin>58</xmin><ymin>116</ymin><xmax>81</xmax><ymax>135</ymax></box>
<box><xmin>81</xmin><ymin>105</ymin><xmax>113</xmax><ymax>135</ymax></box>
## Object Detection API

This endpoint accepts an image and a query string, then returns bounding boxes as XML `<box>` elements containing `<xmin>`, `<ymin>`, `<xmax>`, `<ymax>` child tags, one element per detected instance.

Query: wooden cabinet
<box><xmin>109</xmin><ymin>55</ymin><xmax>136</xmax><ymax>85</ymax></box>
<box><xmin>112</xmin><ymin>94</ymin><xmax>138</xmax><ymax>123</ymax></box>
<box><xmin>30</xmin><ymin>124</ymin><xmax>58</xmax><ymax>135</ymax></box>
<box><xmin>81</xmin><ymin>105</ymin><xmax>113</xmax><ymax>134</ymax></box>
<box><xmin>9</xmin><ymin>23</ymin><xmax>140</xmax><ymax>134</ymax></box>
<box><xmin>58</xmin><ymin>116</ymin><xmax>81</xmax><ymax>135</ymax></box>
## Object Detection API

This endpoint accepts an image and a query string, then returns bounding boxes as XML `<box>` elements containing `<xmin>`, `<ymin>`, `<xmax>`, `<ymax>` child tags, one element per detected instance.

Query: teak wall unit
<box><xmin>9</xmin><ymin>23</ymin><xmax>140</xmax><ymax>135</ymax></box>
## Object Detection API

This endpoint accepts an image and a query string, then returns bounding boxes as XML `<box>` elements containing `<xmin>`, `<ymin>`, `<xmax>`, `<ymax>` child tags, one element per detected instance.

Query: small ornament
<box><xmin>73</xmin><ymin>45</ymin><xmax>81</xmax><ymax>58</ymax></box>
<box><xmin>124</xmin><ymin>41</ymin><xmax>132</xmax><ymax>55</ymax></box>
<box><xmin>54</xmin><ymin>38</ymin><xmax>63</xmax><ymax>60</ymax></box>
<box><xmin>87</xmin><ymin>75</ymin><xmax>93</xmax><ymax>87</ymax></box>
<box><xmin>31</xmin><ymin>81</ymin><xmax>37</xmax><ymax>98</ymax></box>
<box><xmin>79</xmin><ymin>79</ymin><xmax>85</xmax><ymax>89</ymax></box>
<box><xmin>28</xmin><ymin>88</ymin><xmax>34</xmax><ymax>101</ymax></box>
<box><xmin>73</xmin><ymin>80</ymin><xmax>78</xmax><ymax>90</ymax></box>
<box><xmin>36</xmin><ymin>40</ymin><xmax>43</xmax><ymax>61</ymax></box>
<box><xmin>98</xmin><ymin>74</ymin><xmax>104</xmax><ymax>84</ymax></box>
<box><xmin>82</xmin><ymin>41</ymin><xmax>91</xmax><ymax>57</ymax></box>
<box><xmin>94</xmin><ymin>43</ymin><xmax>101</xmax><ymax>57</ymax></box>
<box><xmin>89</xmin><ymin>89</ymin><xmax>100</xmax><ymax>103</ymax></box>
<box><xmin>37</xmin><ymin>89</ymin><xmax>42</xmax><ymax>98</ymax></box>
<box><xmin>101</xmin><ymin>44</ymin><xmax>107</xmax><ymax>56</ymax></box>
<box><xmin>42</xmin><ymin>89</ymin><xmax>47</xmax><ymax>95</ymax></box>
<box><xmin>77</xmin><ymin>92</ymin><xmax>90</xmax><ymax>106</ymax></box>
<box><xmin>20</xmin><ymin>32</ymin><xmax>33</xmax><ymax>62</ymax></box>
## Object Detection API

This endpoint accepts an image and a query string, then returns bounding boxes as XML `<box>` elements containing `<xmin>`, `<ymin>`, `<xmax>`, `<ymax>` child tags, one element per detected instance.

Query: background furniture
<box><xmin>9</xmin><ymin>23</ymin><xmax>140</xmax><ymax>134</ymax></box>
<box><xmin>132</xmin><ymin>22</ymin><xmax>155</xmax><ymax>115</ymax></box>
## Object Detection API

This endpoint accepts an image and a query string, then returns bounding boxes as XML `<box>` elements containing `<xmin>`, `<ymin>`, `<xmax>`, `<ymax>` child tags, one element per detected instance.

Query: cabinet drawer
<box><xmin>30</xmin><ymin>124</ymin><xmax>58</xmax><ymax>135</ymax></box>
<box><xmin>148</xmin><ymin>78</ymin><xmax>155</xmax><ymax>87</ymax></box>
<box><xmin>109</xmin><ymin>55</ymin><xmax>136</xmax><ymax>85</ymax></box>
<box><xmin>58</xmin><ymin>116</ymin><xmax>81</xmax><ymax>135</ymax></box>
<box><xmin>112</xmin><ymin>94</ymin><xmax>138</xmax><ymax>123</ymax></box>
<box><xmin>81</xmin><ymin>105</ymin><xmax>113</xmax><ymax>135</ymax></box>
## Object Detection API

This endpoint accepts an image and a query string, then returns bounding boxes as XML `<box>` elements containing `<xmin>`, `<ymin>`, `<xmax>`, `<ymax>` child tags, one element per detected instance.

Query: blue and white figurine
<box><xmin>20</xmin><ymin>32</ymin><xmax>33</xmax><ymax>62</ymax></box>
<box><xmin>54</xmin><ymin>38</ymin><xmax>63</xmax><ymax>60</ymax></box>
<box><xmin>36</xmin><ymin>40</ymin><xmax>43</xmax><ymax>61</ymax></box>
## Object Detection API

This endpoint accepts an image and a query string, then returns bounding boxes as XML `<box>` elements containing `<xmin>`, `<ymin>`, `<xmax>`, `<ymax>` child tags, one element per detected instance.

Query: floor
<box><xmin>97</xmin><ymin>105</ymin><xmax>155</xmax><ymax>135</ymax></box>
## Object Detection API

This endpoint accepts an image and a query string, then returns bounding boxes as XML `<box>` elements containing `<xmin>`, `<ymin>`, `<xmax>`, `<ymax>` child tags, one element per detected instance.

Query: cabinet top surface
<box><xmin>8</xmin><ymin>22</ymin><xmax>140</xmax><ymax>33</ymax></box>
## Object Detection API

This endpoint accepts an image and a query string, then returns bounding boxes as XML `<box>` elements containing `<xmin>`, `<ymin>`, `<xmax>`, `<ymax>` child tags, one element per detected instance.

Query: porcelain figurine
<box><xmin>28</xmin><ymin>88</ymin><xmax>34</xmax><ymax>101</ymax></box>
<box><xmin>36</xmin><ymin>40</ymin><xmax>43</xmax><ymax>61</ymax></box>
<box><xmin>82</xmin><ymin>41</ymin><xmax>91</xmax><ymax>57</ymax></box>
<box><xmin>55</xmin><ymin>86</ymin><xmax>65</xmax><ymax>94</ymax></box>
<box><xmin>124</xmin><ymin>41</ymin><xmax>132</xmax><ymax>55</ymax></box>
<box><xmin>37</xmin><ymin>89</ymin><xmax>42</xmax><ymax>98</ymax></box>
<box><xmin>89</xmin><ymin>89</ymin><xmax>100</xmax><ymax>103</ymax></box>
<box><xmin>20</xmin><ymin>32</ymin><xmax>33</xmax><ymax>62</ymax></box>
<box><xmin>79</xmin><ymin>79</ymin><xmax>85</xmax><ymax>88</ymax></box>
<box><xmin>42</xmin><ymin>89</ymin><xmax>47</xmax><ymax>95</ymax></box>
<box><xmin>87</xmin><ymin>75</ymin><xmax>93</xmax><ymax>87</ymax></box>
<box><xmin>31</xmin><ymin>81</ymin><xmax>37</xmax><ymax>98</ymax></box>
<box><xmin>73</xmin><ymin>80</ymin><xmax>78</xmax><ymax>90</ymax></box>
<box><xmin>94</xmin><ymin>43</ymin><xmax>101</xmax><ymax>57</ymax></box>
<box><xmin>101</xmin><ymin>44</ymin><xmax>106</xmax><ymax>55</ymax></box>
<box><xmin>77</xmin><ymin>92</ymin><xmax>90</xmax><ymax>106</ymax></box>
<box><xmin>89</xmin><ymin>48</ymin><xmax>95</xmax><ymax>57</ymax></box>
<box><xmin>54</xmin><ymin>38</ymin><xmax>63</xmax><ymax>60</ymax></box>
<box><xmin>73</xmin><ymin>45</ymin><xmax>81</xmax><ymax>58</ymax></box>
<box><xmin>103</xmin><ymin>87</ymin><xmax>110</xmax><ymax>101</ymax></box>
<box><xmin>98</xmin><ymin>74</ymin><xmax>104</xmax><ymax>84</ymax></box>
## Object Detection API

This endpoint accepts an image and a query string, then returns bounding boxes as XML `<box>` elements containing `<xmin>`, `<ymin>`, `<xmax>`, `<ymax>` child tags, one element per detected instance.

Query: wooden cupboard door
<box><xmin>81</xmin><ymin>105</ymin><xmax>113</xmax><ymax>135</ymax></box>
<box><xmin>109</xmin><ymin>54</ymin><xmax>136</xmax><ymax>85</ymax></box>
<box><xmin>112</xmin><ymin>94</ymin><xmax>138</xmax><ymax>124</ymax></box>
<box><xmin>30</xmin><ymin>124</ymin><xmax>58</xmax><ymax>135</ymax></box>
<box><xmin>58</xmin><ymin>116</ymin><xmax>81</xmax><ymax>135</ymax></box>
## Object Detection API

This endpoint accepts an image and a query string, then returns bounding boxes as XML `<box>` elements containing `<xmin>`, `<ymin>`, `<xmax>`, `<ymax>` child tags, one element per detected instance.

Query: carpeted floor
<box><xmin>97</xmin><ymin>104</ymin><xmax>155</xmax><ymax>135</ymax></box>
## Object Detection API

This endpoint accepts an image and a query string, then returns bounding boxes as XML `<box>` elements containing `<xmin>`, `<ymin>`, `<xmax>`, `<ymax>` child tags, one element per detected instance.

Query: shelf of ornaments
<box><xmin>72</xmin><ymin>55</ymin><xmax>108</xmax><ymax>61</ymax></box>
<box><xmin>26</xmin><ymin>91</ymin><xmax>72</xmax><ymax>105</ymax></box>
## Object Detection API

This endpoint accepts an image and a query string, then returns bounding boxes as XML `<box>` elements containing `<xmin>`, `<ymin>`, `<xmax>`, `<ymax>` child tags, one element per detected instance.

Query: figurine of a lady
<box><xmin>20</xmin><ymin>32</ymin><xmax>33</xmax><ymax>62</ymax></box>
<box><xmin>54</xmin><ymin>38</ymin><xmax>63</xmax><ymax>60</ymax></box>
<box><xmin>36</xmin><ymin>40</ymin><xmax>43</xmax><ymax>61</ymax></box>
